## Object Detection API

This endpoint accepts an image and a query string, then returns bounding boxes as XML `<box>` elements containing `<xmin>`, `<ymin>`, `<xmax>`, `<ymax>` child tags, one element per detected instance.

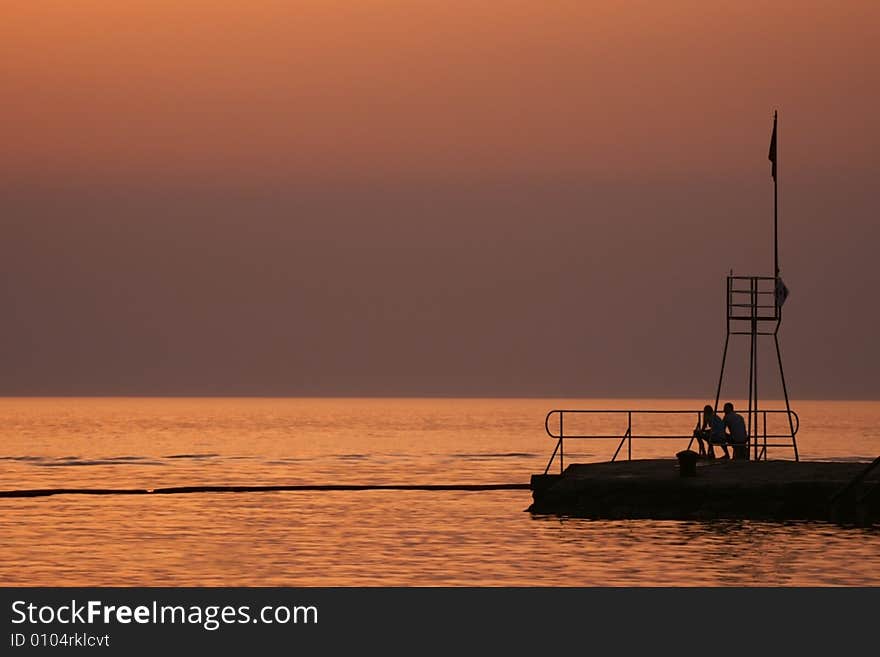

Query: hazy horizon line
<box><xmin>1</xmin><ymin>394</ymin><xmax>877</xmax><ymax>402</ymax></box>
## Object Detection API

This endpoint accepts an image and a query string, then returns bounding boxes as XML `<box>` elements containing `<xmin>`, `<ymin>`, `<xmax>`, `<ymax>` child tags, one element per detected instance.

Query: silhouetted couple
<box><xmin>693</xmin><ymin>403</ymin><xmax>748</xmax><ymax>460</ymax></box>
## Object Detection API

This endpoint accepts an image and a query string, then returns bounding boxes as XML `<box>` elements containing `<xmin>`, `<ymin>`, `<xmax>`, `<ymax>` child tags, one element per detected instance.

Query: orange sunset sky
<box><xmin>1</xmin><ymin>2</ymin><xmax>878</xmax><ymax>397</ymax></box>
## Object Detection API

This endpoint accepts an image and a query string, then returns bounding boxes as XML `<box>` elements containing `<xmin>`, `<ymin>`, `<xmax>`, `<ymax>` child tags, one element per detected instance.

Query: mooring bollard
<box><xmin>676</xmin><ymin>450</ymin><xmax>699</xmax><ymax>477</ymax></box>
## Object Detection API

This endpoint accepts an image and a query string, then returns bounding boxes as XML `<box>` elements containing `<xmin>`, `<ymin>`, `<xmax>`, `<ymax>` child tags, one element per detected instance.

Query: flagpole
<box><xmin>773</xmin><ymin>110</ymin><xmax>778</xmax><ymax>279</ymax></box>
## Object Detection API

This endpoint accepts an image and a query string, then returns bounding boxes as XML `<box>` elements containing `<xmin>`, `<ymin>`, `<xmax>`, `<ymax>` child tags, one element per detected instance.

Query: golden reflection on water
<box><xmin>1</xmin><ymin>398</ymin><xmax>879</xmax><ymax>585</ymax></box>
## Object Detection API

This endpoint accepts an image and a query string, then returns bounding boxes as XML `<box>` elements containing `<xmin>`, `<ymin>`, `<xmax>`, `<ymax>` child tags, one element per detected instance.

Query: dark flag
<box><xmin>768</xmin><ymin>112</ymin><xmax>777</xmax><ymax>181</ymax></box>
<box><xmin>775</xmin><ymin>277</ymin><xmax>789</xmax><ymax>309</ymax></box>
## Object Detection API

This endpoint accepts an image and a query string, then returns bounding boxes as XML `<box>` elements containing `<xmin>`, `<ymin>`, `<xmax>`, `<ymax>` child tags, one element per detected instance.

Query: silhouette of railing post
<box><xmin>559</xmin><ymin>412</ymin><xmax>564</xmax><ymax>474</ymax></box>
<box><xmin>627</xmin><ymin>411</ymin><xmax>632</xmax><ymax>461</ymax></box>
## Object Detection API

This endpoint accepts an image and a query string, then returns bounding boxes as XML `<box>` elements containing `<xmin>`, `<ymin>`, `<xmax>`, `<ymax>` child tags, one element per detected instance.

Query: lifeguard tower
<box><xmin>539</xmin><ymin>112</ymin><xmax>801</xmax><ymax>473</ymax></box>
<box><xmin>713</xmin><ymin>111</ymin><xmax>798</xmax><ymax>460</ymax></box>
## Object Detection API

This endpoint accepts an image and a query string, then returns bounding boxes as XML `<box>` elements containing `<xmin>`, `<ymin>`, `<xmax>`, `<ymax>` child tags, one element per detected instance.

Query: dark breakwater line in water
<box><xmin>0</xmin><ymin>483</ymin><xmax>531</xmax><ymax>498</ymax></box>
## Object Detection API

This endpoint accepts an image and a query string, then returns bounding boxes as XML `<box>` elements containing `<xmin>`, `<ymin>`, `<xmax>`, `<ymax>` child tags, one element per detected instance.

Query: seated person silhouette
<box><xmin>693</xmin><ymin>405</ymin><xmax>730</xmax><ymax>459</ymax></box>
<box><xmin>723</xmin><ymin>402</ymin><xmax>749</xmax><ymax>460</ymax></box>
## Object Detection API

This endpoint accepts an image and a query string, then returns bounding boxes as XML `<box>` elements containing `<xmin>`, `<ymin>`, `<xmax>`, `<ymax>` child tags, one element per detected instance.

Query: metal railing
<box><xmin>543</xmin><ymin>408</ymin><xmax>800</xmax><ymax>474</ymax></box>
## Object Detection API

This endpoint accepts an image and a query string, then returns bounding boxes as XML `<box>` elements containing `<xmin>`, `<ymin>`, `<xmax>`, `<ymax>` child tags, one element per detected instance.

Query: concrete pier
<box><xmin>529</xmin><ymin>458</ymin><xmax>880</xmax><ymax>523</ymax></box>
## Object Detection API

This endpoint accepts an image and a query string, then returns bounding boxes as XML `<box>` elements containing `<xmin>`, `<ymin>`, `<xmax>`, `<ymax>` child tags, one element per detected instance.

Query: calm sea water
<box><xmin>1</xmin><ymin>398</ymin><xmax>878</xmax><ymax>586</ymax></box>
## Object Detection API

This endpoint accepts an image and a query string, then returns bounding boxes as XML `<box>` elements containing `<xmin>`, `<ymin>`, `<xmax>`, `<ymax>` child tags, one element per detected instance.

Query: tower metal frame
<box><xmin>713</xmin><ymin>112</ymin><xmax>797</xmax><ymax>461</ymax></box>
<box><xmin>713</xmin><ymin>275</ymin><xmax>797</xmax><ymax>460</ymax></box>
